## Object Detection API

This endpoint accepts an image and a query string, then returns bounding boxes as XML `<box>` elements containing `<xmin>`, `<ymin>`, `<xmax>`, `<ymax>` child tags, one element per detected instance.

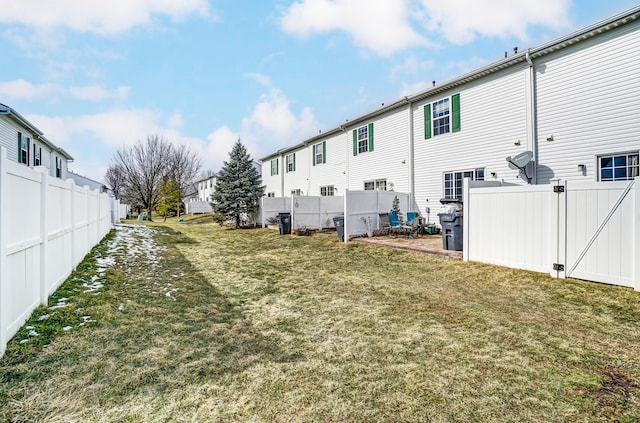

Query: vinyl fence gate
<box><xmin>463</xmin><ymin>178</ymin><xmax>640</xmax><ymax>290</ymax></box>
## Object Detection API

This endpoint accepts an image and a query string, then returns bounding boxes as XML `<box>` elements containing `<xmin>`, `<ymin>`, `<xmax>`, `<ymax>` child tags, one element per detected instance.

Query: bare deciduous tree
<box><xmin>106</xmin><ymin>135</ymin><xmax>201</xmax><ymax>221</ymax></box>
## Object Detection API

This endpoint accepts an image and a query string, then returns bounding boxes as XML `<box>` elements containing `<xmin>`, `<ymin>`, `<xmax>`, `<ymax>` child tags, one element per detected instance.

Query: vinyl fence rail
<box><xmin>463</xmin><ymin>177</ymin><xmax>640</xmax><ymax>291</ymax></box>
<box><xmin>0</xmin><ymin>147</ymin><xmax>117</xmax><ymax>357</ymax></box>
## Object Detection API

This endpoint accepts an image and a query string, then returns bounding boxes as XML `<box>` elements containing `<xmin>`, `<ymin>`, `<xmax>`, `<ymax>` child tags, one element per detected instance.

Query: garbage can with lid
<box><xmin>333</xmin><ymin>216</ymin><xmax>345</xmax><ymax>242</ymax></box>
<box><xmin>278</xmin><ymin>212</ymin><xmax>291</xmax><ymax>235</ymax></box>
<box><xmin>438</xmin><ymin>212</ymin><xmax>463</xmax><ymax>251</ymax></box>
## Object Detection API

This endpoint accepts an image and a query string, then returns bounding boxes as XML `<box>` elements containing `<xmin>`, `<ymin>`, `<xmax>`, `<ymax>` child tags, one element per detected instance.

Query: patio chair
<box><xmin>388</xmin><ymin>213</ymin><xmax>408</xmax><ymax>237</ymax></box>
<box><xmin>378</xmin><ymin>212</ymin><xmax>392</xmax><ymax>235</ymax></box>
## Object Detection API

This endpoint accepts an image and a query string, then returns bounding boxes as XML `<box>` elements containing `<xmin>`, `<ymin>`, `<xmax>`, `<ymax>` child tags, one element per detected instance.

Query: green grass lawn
<box><xmin>1</xmin><ymin>218</ymin><xmax>639</xmax><ymax>422</ymax></box>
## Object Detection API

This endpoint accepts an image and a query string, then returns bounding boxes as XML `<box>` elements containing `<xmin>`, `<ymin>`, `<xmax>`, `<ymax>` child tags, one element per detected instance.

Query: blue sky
<box><xmin>0</xmin><ymin>0</ymin><xmax>636</xmax><ymax>183</ymax></box>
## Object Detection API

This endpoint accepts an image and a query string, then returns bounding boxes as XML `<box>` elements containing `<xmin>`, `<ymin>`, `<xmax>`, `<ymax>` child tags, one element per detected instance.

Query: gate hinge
<box><xmin>553</xmin><ymin>263</ymin><xmax>565</xmax><ymax>271</ymax></box>
<box><xmin>553</xmin><ymin>186</ymin><xmax>565</xmax><ymax>193</ymax></box>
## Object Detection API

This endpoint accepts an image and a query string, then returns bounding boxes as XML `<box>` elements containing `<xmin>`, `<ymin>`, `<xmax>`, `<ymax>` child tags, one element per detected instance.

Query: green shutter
<box><xmin>322</xmin><ymin>141</ymin><xmax>326</xmax><ymax>164</ymax></box>
<box><xmin>276</xmin><ymin>158</ymin><xmax>279</xmax><ymax>175</ymax></box>
<box><xmin>312</xmin><ymin>145</ymin><xmax>316</xmax><ymax>166</ymax></box>
<box><xmin>26</xmin><ymin>138</ymin><xmax>30</xmax><ymax>166</ymax></box>
<box><xmin>424</xmin><ymin>105</ymin><xmax>432</xmax><ymax>139</ymax></box>
<box><xmin>452</xmin><ymin>93</ymin><xmax>461</xmax><ymax>133</ymax></box>
<box><xmin>285</xmin><ymin>156</ymin><xmax>288</xmax><ymax>173</ymax></box>
<box><xmin>17</xmin><ymin>132</ymin><xmax>22</xmax><ymax>162</ymax></box>
<box><xmin>353</xmin><ymin>129</ymin><xmax>358</xmax><ymax>156</ymax></box>
<box><xmin>293</xmin><ymin>153</ymin><xmax>296</xmax><ymax>171</ymax></box>
<box><xmin>368</xmin><ymin>123</ymin><xmax>374</xmax><ymax>152</ymax></box>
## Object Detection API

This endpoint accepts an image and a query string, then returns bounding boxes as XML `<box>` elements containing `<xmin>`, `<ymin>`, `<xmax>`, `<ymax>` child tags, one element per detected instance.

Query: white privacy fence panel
<box><xmin>185</xmin><ymin>201</ymin><xmax>212</xmax><ymax>215</ymax></box>
<box><xmin>292</xmin><ymin>196</ymin><xmax>343</xmax><ymax>229</ymax></box>
<box><xmin>344</xmin><ymin>190</ymin><xmax>410</xmax><ymax>240</ymax></box>
<box><xmin>1</xmin><ymin>147</ymin><xmax>116</xmax><ymax>357</ymax></box>
<box><xmin>564</xmin><ymin>180</ymin><xmax>637</xmax><ymax>287</ymax></box>
<box><xmin>464</xmin><ymin>182</ymin><xmax>552</xmax><ymax>273</ymax></box>
<box><xmin>260</xmin><ymin>197</ymin><xmax>291</xmax><ymax>227</ymax></box>
<box><xmin>464</xmin><ymin>177</ymin><xmax>639</xmax><ymax>291</ymax></box>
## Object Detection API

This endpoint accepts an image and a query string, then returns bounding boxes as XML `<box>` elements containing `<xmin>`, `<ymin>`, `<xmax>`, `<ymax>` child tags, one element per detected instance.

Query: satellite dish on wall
<box><xmin>506</xmin><ymin>150</ymin><xmax>533</xmax><ymax>183</ymax></box>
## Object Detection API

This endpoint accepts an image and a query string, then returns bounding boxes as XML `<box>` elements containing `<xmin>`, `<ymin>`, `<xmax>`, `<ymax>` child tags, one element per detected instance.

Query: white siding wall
<box><xmin>536</xmin><ymin>20</ymin><xmax>640</xmax><ymax>184</ymax></box>
<box><xmin>413</xmin><ymin>66</ymin><xmax>530</xmax><ymax>215</ymax></box>
<box><xmin>347</xmin><ymin>106</ymin><xmax>410</xmax><ymax>193</ymax></box>
<box><xmin>283</xmin><ymin>148</ymin><xmax>309</xmax><ymax>195</ymax></box>
<box><xmin>0</xmin><ymin>115</ymin><xmax>68</xmax><ymax>179</ymax></box>
<box><xmin>308</xmin><ymin>131</ymin><xmax>348</xmax><ymax>196</ymax></box>
<box><xmin>262</xmin><ymin>156</ymin><xmax>283</xmax><ymax>197</ymax></box>
<box><xmin>198</xmin><ymin>177</ymin><xmax>216</xmax><ymax>201</ymax></box>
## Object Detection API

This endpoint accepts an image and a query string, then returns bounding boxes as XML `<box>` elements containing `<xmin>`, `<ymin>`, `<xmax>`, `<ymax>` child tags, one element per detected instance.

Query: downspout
<box><xmin>407</xmin><ymin>98</ymin><xmax>415</xmax><ymax>208</ymax></box>
<box><xmin>525</xmin><ymin>50</ymin><xmax>538</xmax><ymax>184</ymax></box>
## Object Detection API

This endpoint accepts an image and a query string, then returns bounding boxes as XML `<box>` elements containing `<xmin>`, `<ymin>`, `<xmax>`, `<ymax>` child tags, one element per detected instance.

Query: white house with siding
<box><xmin>261</xmin><ymin>6</ymin><xmax>640</xmax><ymax>217</ymax></box>
<box><xmin>0</xmin><ymin>103</ymin><xmax>73</xmax><ymax>180</ymax></box>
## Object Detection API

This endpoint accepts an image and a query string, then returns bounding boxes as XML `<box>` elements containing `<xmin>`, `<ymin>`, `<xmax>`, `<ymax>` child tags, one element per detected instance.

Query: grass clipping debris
<box><xmin>1</xmin><ymin>218</ymin><xmax>639</xmax><ymax>422</ymax></box>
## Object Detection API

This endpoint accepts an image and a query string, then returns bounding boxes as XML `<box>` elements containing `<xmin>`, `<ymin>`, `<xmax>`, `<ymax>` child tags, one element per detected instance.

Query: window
<box><xmin>270</xmin><ymin>158</ymin><xmax>279</xmax><ymax>176</ymax></box>
<box><xmin>286</xmin><ymin>153</ymin><xmax>296</xmax><ymax>173</ymax></box>
<box><xmin>33</xmin><ymin>145</ymin><xmax>42</xmax><ymax>166</ymax></box>
<box><xmin>364</xmin><ymin>178</ymin><xmax>386</xmax><ymax>191</ymax></box>
<box><xmin>291</xmin><ymin>189</ymin><xmax>302</xmax><ymax>196</ymax></box>
<box><xmin>313</xmin><ymin>142</ymin><xmax>326</xmax><ymax>166</ymax></box>
<box><xmin>267</xmin><ymin>192</ymin><xmax>275</xmax><ymax>198</ymax></box>
<box><xmin>320</xmin><ymin>185</ymin><xmax>334</xmax><ymax>196</ymax></box>
<box><xmin>18</xmin><ymin>132</ymin><xmax>30</xmax><ymax>165</ymax></box>
<box><xmin>443</xmin><ymin>168</ymin><xmax>484</xmax><ymax>200</ymax></box>
<box><xmin>424</xmin><ymin>93</ymin><xmax>460</xmax><ymax>139</ymax></box>
<box><xmin>55</xmin><ymin>157</ymin><xmax>62</xmax><ymax>178</ymax></box>
<box><xmin>599</xmin><ymin>153</ymin><xmax>639</xmax><ymax>181</ymax></box>
<box><xmin>352</xmin><ymin>123</ymin><xmax>374</xmax><ymax>156</ymax></box>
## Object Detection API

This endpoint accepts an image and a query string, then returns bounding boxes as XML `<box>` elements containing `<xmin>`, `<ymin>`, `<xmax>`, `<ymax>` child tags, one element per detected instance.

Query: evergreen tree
<box><xmin>211</xmin><ymin>140</ymin><xmax>265</xmax><ymax>228</ymax></box>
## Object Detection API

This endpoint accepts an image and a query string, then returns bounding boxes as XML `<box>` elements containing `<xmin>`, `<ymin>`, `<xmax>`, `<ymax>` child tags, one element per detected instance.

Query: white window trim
<box><xmin>443</xmin><ymin>168</ymin><xmax>484</xmax><ymax>200</ymax></box>
<box><xmin>597</xmin><ymin>151</ymin><xmax>639</xmax><ymax>182</ymax></box>
<box><xmin>432</xmin><ymin>97</ymin><xmax>451</xmax><ymax>137</ymax></box>
<box><xmin>364</xmin><ymin>178</ymin><xmax>386</xmax><ymax>191</ymax></box>
<box><xmin>286</xmin><ymin>153</ymin><xmax>295</xmax><ymax>173</ymax></box>
<box><xmin>357</xmin><ymin>125</ymin><xmax>369</xmax><ymax>154</ymax></box>
<box><xmin>320</xmin><ymin>185</ymin><xmax>334</xmax><ymax>196</ymax></box>
<box><xmin>314</xmin><ymin>142</ymin><xmax>324</xmax><ymax>165</ymax></box>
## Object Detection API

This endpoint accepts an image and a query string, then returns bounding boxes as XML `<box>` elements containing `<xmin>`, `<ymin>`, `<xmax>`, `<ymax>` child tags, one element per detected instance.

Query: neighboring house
<box><xmin>182</xmin><ymin>182</ymin><xmax>198</xmax><ymax>203</ymax></box>
<box><xmin>197</xmin><ymin>174</ymin><xmax>216</xmax><ymax>202</ymax></box>
<box><xmin>261</xmin><ymin>6</ymin><xmax>640</xmax><ymax>216</ymax></box>
<box><xmin>0</xmin><ymin>103</ymin><xmax>73</xmax><ymax>179</ymax></box>
<box><xmin>67</xmin><ymin>171</ymin><xmax>107</xmax><ymax>193</ymax></box>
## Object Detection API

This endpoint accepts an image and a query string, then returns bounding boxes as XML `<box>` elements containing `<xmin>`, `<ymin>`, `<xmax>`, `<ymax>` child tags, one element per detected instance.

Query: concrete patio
<box><xmin>351</xmin><ymin>234</ymin><xmax>462</xmax><ymax>260</ymax></box>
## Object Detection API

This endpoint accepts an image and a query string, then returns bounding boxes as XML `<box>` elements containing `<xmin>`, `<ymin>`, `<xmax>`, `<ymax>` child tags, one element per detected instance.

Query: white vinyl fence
<box><xmin>260</xmin><ymin>191</ymin><xmax>413</xmax><ymax>241</ymax></box>
<box><xmin>463</xmin><ymin>178</ymin><xmax>639</xmax><ymax>290</ymax></box>
<box><xmin>260</xmin><ymin>196</ymin><xmax>292</xmax><ymax>227</ymax></box>
<box><xmin>292</xmin><ymin>196</ymin><xmax>343</xmax><ymax>229</ymax></box>
<box><xmin>185</xmin><ymin>200</ymin><xmax>213</xmax><ymax>215</ymax></box>
<box><xmin>1</xmin><ymin>147</ymin><xmax>116</xmax><ymax>356</ymax></box>
<box><xmin>344</xmin><ymin>190</ymin><xmax>411</xmax><ymax>239</ymax></box>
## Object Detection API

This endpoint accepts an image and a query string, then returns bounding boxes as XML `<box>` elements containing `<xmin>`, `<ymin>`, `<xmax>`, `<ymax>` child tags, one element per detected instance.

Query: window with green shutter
<box><xmin>425</xmin><ymin>94</ymin><xmax>460</xmax><ymax>139</ymax></box>
<box><xmin>353</xmin><ymin>123</ymin><xmax>373</xmax><ymax>155</ymax></box>
<box><xmin>270</xmin><ymin>158</ymin><xmax>279</xmax><ymax>176</ymax></box>
<box><xmin>313</xmin><ymin>141</ymin><xmax>326</xmax><ymax>165</ymax></box>
<box><xmin>286</xmin><ymin>153</ymin><xmax>296</xmax><ymax>172</ymax></box>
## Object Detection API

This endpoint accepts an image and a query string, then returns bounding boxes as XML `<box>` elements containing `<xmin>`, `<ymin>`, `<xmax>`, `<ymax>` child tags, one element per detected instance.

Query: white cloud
<box><xmin>69</xmin><ymin>85</ymin><xmax>130</xmax><ymax>101</ymax></box>
<box><xmin>0</xmin><ymin>79</ymin><xmax>63</xmax><ymax>100</ymax></box>
<box><xmin>389</xmin><ymin>56</ymin><xmax>435</xmax><ymax>79</ymax></box>
<box><xmin>419</xmin><ymin>0</ymin><xmax>571</xmax><ymax>44</ymax></box>
<box><xmin>280</xmin><ymin>0</ymin><xmax>428</xmax><ymax>56</ymax></box>
<box><xmin>205</xmin><ymin>126</ymin><xmax>240</xmax><ymax>169</ymax></box>
<box><xmin>280</xmin><ymin>0</ymin><xmax>571</xmax><ymax>54</ymax></box>
<box><xmin>0</xmin><ymin>79</ymin><xmax>131</xmax><ymax>103</ymax></box>
<box><xmin>0</xmin><ymin>0</ymin><xmax>210</xmax><ymax>35</ymax></box>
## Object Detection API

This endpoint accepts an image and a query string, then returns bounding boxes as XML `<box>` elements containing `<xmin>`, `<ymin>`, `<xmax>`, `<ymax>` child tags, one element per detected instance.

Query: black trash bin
<box><xmin>278</xmin><ymin>212</ymin><xmax>291</xmax><ymax>235</ymax></box>
<box><xmin>333</xmin><ymin>216</ymin><xmax>345</xmax><ymax>242</ymax></box>
<box><xmin>438</xmin><ymin>212</ymin><xmax>463</xmax><ymax>251</ymax></box>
